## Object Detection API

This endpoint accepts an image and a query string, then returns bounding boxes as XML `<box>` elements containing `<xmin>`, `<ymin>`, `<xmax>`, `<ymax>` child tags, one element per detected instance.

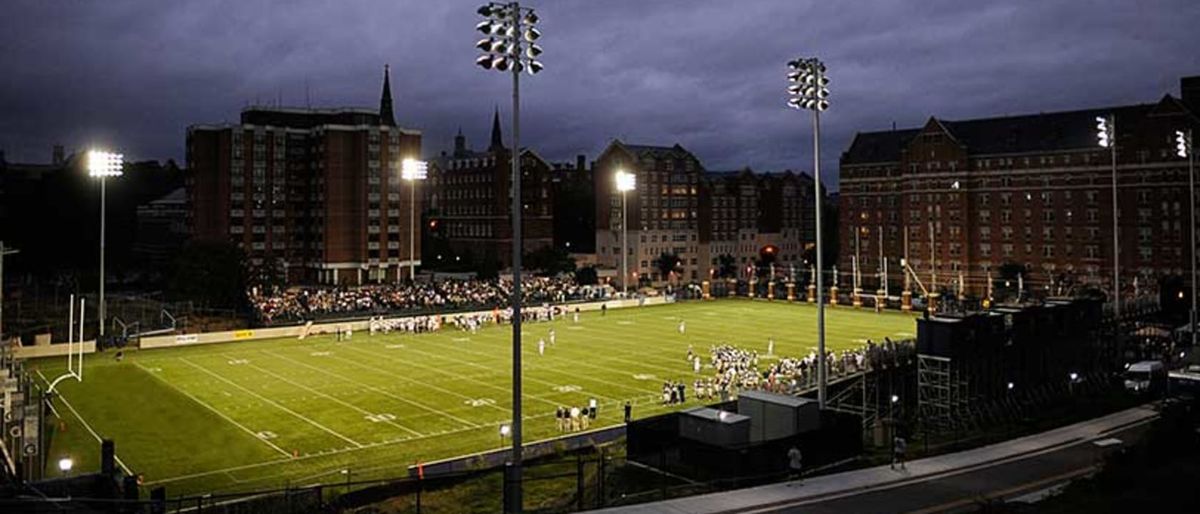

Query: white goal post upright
<box><xmin>48</xmin><ymin>296</ymin><xmax>85</xmax><ymax>394</ymax></box>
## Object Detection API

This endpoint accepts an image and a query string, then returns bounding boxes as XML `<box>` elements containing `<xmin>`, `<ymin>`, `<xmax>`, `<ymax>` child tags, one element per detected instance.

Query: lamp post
<box><xmin>402</xmin><ymin>159</ymin><xmax>428</xmax><ymax>282</ymax></box>
<box><xmin>475</xmin><ymin>4</ymin><xmax>543</xmax><ymax>511</ymax></box>
<box><xmin>1096</xmin><ymin>115</ymin><xmax>1120</xmax><ymax>354</ymax></box>
<box><xmin>0</xmin><ymin>241</ymin><xmax>18</xmax><ymax>343</ymax></box>
<box><xmin>615</xmin><ymin>170</ymin><xmax>636</xmax><ymax>295</ymax></box>
<box><xmin>787</xmin><ymin>56</ymin><xmax>830</xmax><ymax>408</ymax></box>
<box><xmin>1177</xmin><ymin>129</ymin><xmax>1196</xmax><ymax>347</ymax></box>
<box><xmin>87</xmin><ymin>150</ymin><xmax>123</xmax><ymax>339</ymax></box>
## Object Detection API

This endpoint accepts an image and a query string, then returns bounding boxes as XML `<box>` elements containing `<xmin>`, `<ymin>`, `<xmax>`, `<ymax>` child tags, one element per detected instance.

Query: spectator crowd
<box><xmin>248</xmin><ymin>277</ymin><xmax>604</xmax><ymax>324</ymax></box>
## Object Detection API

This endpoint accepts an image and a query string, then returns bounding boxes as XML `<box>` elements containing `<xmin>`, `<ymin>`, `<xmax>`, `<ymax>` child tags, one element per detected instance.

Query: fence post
<box><xmin>415</xmin><ymin>477</ymin><xmax>422</xmax><ymax>514</ymax></box>
<box><xmin>598</xmin><ymin>448</ymin><xmax>607</xmax><ymax>509</ymax></box>
<box><xmin>577</xmin><ymin>454</ymin><xmax>585</xmax><ymax>510</ymax></box>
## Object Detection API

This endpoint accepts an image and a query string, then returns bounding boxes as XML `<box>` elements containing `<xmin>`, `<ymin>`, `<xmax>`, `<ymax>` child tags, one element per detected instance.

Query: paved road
<box><xmin>759</xmin><ymin>421</ymin><xmax>1150</xmax><ymax>513</ymax></box>
<box><xmin>593</xmin><ymin>405</ymin><xmax>1158</xmax><ymax>514</ymax></box>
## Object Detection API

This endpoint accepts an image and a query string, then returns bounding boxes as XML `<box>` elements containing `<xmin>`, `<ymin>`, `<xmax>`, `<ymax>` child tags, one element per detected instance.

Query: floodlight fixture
<box><xmin>615</xmin><ymin>170</ymin><xmax>636</xmax><ymax>192</ymax></box>
<box><xmin>87</xmin><ymin>150</ymin><xmax>124</xmax><ymax>178</ymax></box>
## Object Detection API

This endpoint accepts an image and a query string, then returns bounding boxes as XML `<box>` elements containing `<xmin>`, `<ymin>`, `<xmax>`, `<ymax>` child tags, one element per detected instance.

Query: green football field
<box><xmin>30</xmin><ymin>299</ymin><xmax>917</xmax><ymax>497</ymax></box>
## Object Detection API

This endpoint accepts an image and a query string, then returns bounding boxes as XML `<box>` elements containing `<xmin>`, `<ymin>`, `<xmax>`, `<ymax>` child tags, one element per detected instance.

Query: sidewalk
<box><xmin>591</xmin><ymin>405</ymin><xmax>1158</xmax><ymax>513</ymax></box>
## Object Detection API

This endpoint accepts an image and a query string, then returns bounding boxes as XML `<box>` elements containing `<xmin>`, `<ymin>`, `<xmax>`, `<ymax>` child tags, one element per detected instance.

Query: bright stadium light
<box><xmin>615</xmin><ymin>170</ymin><xmax>636</xmax><ymax>296</ymax></box>
<box><xmin>787</xmin><ymin>55</ymin><xmax>830</xmax><ymax>408</ymax></box>
<box><xmin>88</xmin><ymin>149</ymin><xmax>123</xmax><ymax>340</ymax></box>
<box><xmin>58</xmin><ymin>457</ymin><xmax>73</xmax><ymax>473</ymax></box>
<box><xmin>474</xmin><ymin>3</ymin><xmax>543</xmax><ymax>510</ymax></box>
<box><xmin>1095</xmin><ymin>116</ymin><xmax>1111</xmax><ymax>148</ymax></box>
<box><xmin>401</xmin><ymin>159</ymin><xmax>428</xmax><ymax>283</ymax></box>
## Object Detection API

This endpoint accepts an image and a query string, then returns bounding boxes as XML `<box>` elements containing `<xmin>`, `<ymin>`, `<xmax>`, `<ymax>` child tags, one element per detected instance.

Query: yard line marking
<box><xmin>394</xmin><ymin>337</ymin><xmax>641</xmax><ymax>401</ymax></box>
<box><xmin>243</xmin><ymin>361</ymin><xmax>424</xmax><ymax>439</ymax></box>
<box><xmin>132</xmin><ymin>362</ymin><xmax>292</xmax><ymax>458</ymax></box>
<box><xmin>320</xmin><ymin>348</ymin><xmax>511</xmax><ymax>415</ymax></box>
<box><xmin>143</xmin><ymin>393</ymin><xmax>656</xmax><ymax>488</ymax></box>
<box><xmin>265</xmin><ymin>350</ymin><xmax>480</xmax><ymax>429</ymax></box>
<box><xmin>340</xmin><ymin>344</ymin><xmax>567</xmax><ymax>409</ymax></box>
<box><xmin>178</xmin><ymin>357</ymin><xmax>364</xmax><ymax>448</ymax></box>
<box><xmin>34</xmin><ymin>370</ymin><xmax>135</xmax><ymax>476</ymax></box>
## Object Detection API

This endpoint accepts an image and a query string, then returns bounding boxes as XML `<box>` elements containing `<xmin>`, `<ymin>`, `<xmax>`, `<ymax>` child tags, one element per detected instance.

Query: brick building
<box><xmin>594</xmin><ymin>140</ymin><xmax>818</xmax><ymax>285</ymax></box>
<box><xmin>838</xmin><ymin>75</ymin><xmax>1200</xmax><ymax>299</ymax></box>
<box><xmin>187</xmin><ymin>67</ymin><xmax>422</xmax><ymax>285</ymax></box>
<box><xmin>426</xmin><ymin>110</ymin><xmax>554</xmax><ymax>269</ymax></box>
<box><xmin>699</xmin><ymin>169</ymin><xmax>816</xmax><ymax>279</ymax></box>
<box><xmin>594</xmin><ymin>141</ymin><xmax>705</xmax><ymax>284</ymax></box>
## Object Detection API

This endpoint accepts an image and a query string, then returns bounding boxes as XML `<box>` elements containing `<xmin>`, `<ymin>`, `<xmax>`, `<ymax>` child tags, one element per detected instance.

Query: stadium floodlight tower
<box><xmin>1178</xmin><ymin>129</ymin><xmax>1196</xmax><ymax>346</ymax></box>
<box><xmin>615</xmin><ymin>170</ymin><xmax>636</xmax><ymax>295</ymax></box>
<box><xmin>787</xmin><ymin>56</ymin><xmax>830</xmax><ymax>407</ymax></box>
<box><xmin>1096</xmin><ymin>115</ymin><xmax>1121</xmax><ymax>345</ymax></box>
<box><xmin>475</xmin><ymin>3</ymin><xmax>543</xmax><ymax>511</ymax></box>
<box><xmin>401</xmin><ymin>158</ymin><xmax>428</xmax><ymax>282</ymax></box>
<box><xmin>88</xmin><ymin>150</ymin><xmax>123</xmax><ymax>338</ymax></box>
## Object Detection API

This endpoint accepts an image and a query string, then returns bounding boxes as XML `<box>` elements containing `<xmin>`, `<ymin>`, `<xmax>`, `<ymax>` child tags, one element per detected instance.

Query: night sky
<box><xmin>1</xmin><ymin>0</ymin><xmax>1196</xmax><ymax>189</ymax></box>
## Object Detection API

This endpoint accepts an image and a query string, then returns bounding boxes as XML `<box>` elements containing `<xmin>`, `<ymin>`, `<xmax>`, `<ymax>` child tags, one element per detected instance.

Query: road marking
<box><xmin>178</xmin><ymin>357</ymin><xmax>364</xmax><ymax>448</ymax></box>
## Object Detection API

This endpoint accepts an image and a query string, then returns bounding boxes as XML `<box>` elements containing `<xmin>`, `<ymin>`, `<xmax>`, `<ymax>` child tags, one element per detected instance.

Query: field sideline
<box><xmin>31</xmin><ymin>299</ymin><xmax>917</xmax><ymax>497</ymax></box>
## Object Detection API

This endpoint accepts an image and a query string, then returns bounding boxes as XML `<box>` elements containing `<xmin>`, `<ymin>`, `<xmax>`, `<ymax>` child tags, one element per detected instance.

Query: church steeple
<box><xmin>379</xmin><ymin>64</ymin><xmax>396</xmax><ymax>126</ymax></box>
<box><xmin>454</xmin><ymin>127</ymin><xmax>467</xmax><ymax>156</ymax></box>
<box><xmin>489</xmin><ymin>107</ymin><xmax>504</xmax><ymax>151</ymax></box>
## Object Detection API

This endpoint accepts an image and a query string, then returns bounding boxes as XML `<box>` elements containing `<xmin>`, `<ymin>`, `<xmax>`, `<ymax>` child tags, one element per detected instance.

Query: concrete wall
<box><xmin>14</xmin><ymin>340</ymin><xmax>97</xmax><ymax>360</ymax></box>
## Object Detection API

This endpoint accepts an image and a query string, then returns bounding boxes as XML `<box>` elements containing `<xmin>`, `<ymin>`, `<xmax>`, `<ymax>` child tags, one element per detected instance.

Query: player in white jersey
<box><xmin>768</xmin><ymin>337</ymin><xmax>775</xmax><ymax>356</ymax></box>
<box><xmin>678</xmin><ymin>319</ymin><xmax>686</xmax><ymax>335</ymax></box>
<box><xmin>693</xmin><ymin>356</ymin><xmax>701</xmax><ymax>374</ymax></box>
<box><xmin>549</xmin><ymin>328</ymin><xmax>556</xmax><ymax>346</ymax></box>
<box><xmin>538</xmin><ymin>338</ymin><xmax>546</xmax><ymax>356</ymax></box>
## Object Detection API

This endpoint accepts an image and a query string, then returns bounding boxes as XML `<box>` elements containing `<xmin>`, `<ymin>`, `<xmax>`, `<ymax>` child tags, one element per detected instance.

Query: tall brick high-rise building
<box><xmin>838</xmin><ymin>75</ymin><xmax>1200</xmax><ymax>299</ymax></box>
<box><xmin>187</xmin><ymin>67</ymin><xmax>423</xmax><ymax>285</ymax></box>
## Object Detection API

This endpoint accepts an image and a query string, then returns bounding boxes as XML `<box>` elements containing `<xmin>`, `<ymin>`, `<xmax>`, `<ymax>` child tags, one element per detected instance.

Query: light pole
<box><xmin>1177</xmin><ymin>129</ymin><xmax>1196</xmax><ymax>347</ymax></box>
<box><xmin>87</xmin><ymin>150</ymin><xmax>123</xmax><ymax>339</ymax></box>
<box><xmin>1096</xmin><ymin>115</ymin><xmax>1120</xmax><ymax>354</ymax></box>
<box><xmin>787</xmin><ymin>56</ymin><xmax>830</xmax><ymax>407</ymax></box>
<box><xmin>615</xmin><ymin>170</ymin><xmax>636</xmax><ymax>295</ymax></box>
<box><xmin>475</xmin><ymin>4</ymin><xmax>543</xmax><ymax>512</ymax></box>
<box><xmin>0</xmin><ymin>241</ymin><xmax>18</xmax><ymax>344</ymax></box>
<box><xmin>402</xmin><ymin>159</ymin><xmax>428</xmax><ymax>282</ymax></box>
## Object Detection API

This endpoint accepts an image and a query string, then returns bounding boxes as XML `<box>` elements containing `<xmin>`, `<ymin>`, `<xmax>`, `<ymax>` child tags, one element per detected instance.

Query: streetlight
<box><xmin>475</xmin><ymin>4</ymin><xmax>543</xmax><ymax>511</ymax></box>
<box><xmin>787</xmin><ymin>56</ymin><xmax>830</xmax><ymax>408</ymax></box>
<box><xmin>1177</xmin><ymin>129</ymin><xmax>1196</xmax><ymax>348</ymax></box>
<box><xmin>58</xmin><ymin>457</ymin><xmax>73</xmax><ymax>475</ymax></box>
<box><xmin>87</xmin><ymin>150</ymin><xmax>123</xmax><ymax>339</ymax></box>
<box><xmin>402</xmin><ymin>158</ymin><xmax>428</xmax><ymax>283</ymax></box>
<box><xmin>615</xmin><ymin>170</ymin><xmax>636</xmax><ymax>295</ymax></box>
<box><xmin>1097</xmin><ymin>115</ymin><xmax>1122</xmax><ymax>357</ymax></box>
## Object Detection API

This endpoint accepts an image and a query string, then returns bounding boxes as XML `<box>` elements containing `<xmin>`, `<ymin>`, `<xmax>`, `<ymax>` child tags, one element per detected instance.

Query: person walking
<box><xmin>787</xmin><ymin>446</ymin><xmax>803</xmax><ymax>483</ymax></box>
<box><xmin>892</xmin><ymin>435</ymin><xmax>907</xmax><ymax>470</ymax></box>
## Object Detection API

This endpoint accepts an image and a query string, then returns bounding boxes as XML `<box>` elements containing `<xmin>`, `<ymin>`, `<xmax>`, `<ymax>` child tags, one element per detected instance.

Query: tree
<box><xmin>717</xmin><ymin>254</ymin><xmax>737</xmax><ymax>279</ymax></box>
<box><xmin>654</xmin><ymin>252</ymin><xmax>681</xmax><ymax>283</ymax></box>
<box><xmin>575</xmin><ymin>266</ymin><xmax>599</xmax><ymax>285</ymax></box>
<box><xmin>524</xmin><ymin>246</ymin><xmax>577</xmax><ymax>276</ymax></box>
<box><xmin>166</xmin><ymin>241</ymin><xmax>247</xmax><ymax>309</ymax></box>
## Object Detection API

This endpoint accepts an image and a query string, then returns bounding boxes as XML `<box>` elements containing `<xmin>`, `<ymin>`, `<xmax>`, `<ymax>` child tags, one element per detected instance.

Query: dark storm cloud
<box><xmin>1</xmin><ymin>0</ymin><xmax>1196</xmax><ymax>188</ymax></box>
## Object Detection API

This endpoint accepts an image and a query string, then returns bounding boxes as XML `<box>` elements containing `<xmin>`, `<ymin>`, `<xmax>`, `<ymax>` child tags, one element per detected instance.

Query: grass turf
<box><xmin>30</xmin><ymin>299</ymin><xmax>917</xmax><ymax>497</ymax></box>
